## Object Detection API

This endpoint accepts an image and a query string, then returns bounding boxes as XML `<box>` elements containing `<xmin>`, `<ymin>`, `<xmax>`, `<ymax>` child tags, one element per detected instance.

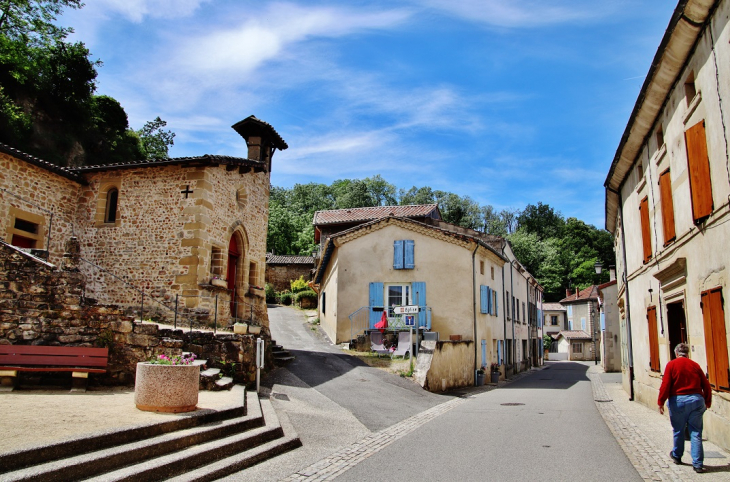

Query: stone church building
<box><xmin>0</xmin><ymin>115</ymin><xmax>287</xmax><ymax>329</ymax></box>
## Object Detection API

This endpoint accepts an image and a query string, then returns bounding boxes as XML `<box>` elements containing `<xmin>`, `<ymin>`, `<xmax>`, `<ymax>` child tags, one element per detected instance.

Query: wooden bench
<box><xmin>0</xmin><ymin>345</ymin><xmax>109</xmax><ymax>391</ymax></box>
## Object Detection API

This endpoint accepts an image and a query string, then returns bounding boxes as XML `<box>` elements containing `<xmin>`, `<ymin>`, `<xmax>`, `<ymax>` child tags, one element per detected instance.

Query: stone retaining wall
<box><xmin>0</xmin><ymin>241</ymin><xmax>265</xmax><ymax>386</ymax></box>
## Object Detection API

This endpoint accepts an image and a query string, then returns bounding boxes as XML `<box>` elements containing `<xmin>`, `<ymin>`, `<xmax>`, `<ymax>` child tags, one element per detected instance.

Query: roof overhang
<box><xmin>604</xmin><ymin>0</ymin><xmax>718</xmax><ymax>233</ymax></box>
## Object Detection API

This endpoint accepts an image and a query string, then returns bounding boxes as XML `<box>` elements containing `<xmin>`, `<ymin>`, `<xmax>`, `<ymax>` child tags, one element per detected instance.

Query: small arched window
<box><xmin>105</xmin><ymin>188</ymin><xmax>119</xmax><ymax>223</ymax></box>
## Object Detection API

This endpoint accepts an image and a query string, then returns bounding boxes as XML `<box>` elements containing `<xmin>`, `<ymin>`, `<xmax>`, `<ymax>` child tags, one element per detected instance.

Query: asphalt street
<box><xmin>231</xmin><ymin>306</ymin><xmax>640</xmax><ymax>481</ymax></box>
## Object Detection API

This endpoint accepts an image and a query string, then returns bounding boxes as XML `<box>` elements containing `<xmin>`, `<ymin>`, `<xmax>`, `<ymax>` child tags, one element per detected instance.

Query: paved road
<box><xmin>335</xmin><ymin>362</ymin><xmax>641</xmax><ymax>482</ymax></box>
<box><xmin>267</xmin><ymin>305</ymin><xmax>450</xmax><ymax>431</ymax></box>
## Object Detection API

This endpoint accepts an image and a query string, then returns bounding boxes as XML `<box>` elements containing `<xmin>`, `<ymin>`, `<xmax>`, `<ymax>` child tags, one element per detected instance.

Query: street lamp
<box><xmin>593</xmin><ymin>262</ymin><xmax>603</xmax><ymax>365</ymax></box>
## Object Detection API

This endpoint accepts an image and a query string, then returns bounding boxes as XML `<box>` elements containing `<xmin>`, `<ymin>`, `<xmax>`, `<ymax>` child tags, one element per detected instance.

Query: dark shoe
<box><xmin>693</xmin><ymin>466</ymin><xmax>707</xmax><ymax>473</ymax></box>
<box><xmin>669</xmin><ymin>452</ymin><xmax>681</xmax><ymax>465</ymax></box>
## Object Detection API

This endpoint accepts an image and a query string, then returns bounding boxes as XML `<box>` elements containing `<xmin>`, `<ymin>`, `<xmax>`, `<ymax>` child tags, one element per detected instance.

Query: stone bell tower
<box><xmin>232</xmin><ymin>116</ymin><xmax>289</xmax><ymax>173</ymax></box>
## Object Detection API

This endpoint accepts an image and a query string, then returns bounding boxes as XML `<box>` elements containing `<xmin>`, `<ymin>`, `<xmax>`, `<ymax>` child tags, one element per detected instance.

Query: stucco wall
<box><xmin>613</xmin><ymin>0</ymin><xmax>730</xmax><ymax>451</ymax></box>
<box><xmin>601</xmin><ymin>284</ymin><xmax>621</xmax><ymax>372</ymax></box>
<box><xmin>424</xmin><ymin>340</ymin><xmax>474</xmax><ymax>391</ymax></box>
<box><xmin>317</xmin><ymin>220</ymin><xmax>505</xmax><ymax>373</ymax></box>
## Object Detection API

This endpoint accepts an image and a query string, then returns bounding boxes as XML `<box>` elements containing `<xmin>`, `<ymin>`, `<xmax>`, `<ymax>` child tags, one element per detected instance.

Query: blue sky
<box><xmin>63</xmin><ymin>1</ymin><xmax>673</xmax><ymax>228</ymax></box>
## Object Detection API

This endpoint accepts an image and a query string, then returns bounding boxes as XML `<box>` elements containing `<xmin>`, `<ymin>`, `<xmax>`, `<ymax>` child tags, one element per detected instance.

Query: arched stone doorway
<box><xmin>227</xmin><ymin>231</ymin><xmax>246</xmax><ymax>318</ymax></box>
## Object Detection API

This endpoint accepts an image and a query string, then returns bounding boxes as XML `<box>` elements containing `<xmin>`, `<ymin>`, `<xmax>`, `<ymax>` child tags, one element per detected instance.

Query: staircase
<box><xmin>271</xmin><ymin>341</ymin><xmax>295</xmax><ymax>365</ymax></box>
<box><xmin>0</xmin><ymin>390</ymin><xmax>301</xmax><ymax>481</ymax></box>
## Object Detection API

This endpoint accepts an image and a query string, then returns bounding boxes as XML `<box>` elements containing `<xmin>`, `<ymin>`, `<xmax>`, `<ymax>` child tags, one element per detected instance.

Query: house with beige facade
<box><xmin>559</xmin><ymin>285</ymin><xmax>601</xmax><ymax>363</ymax></box>
<box><xmin>598</xmin><ymin>279</ymin><xmax>621</xmax><ymax>373</ymax></box>
<box><xmin>0</xmin><ymin>115</ymin><xmax>286</xmax><ymax>330</ymax></box>
<box><xmin>311</xmin><ymin>206</ymin><xmax>544</xmax><ymax>386</ymax></box>
<box><xmin>604</xmin><ymin>0</ymin><xmax>730</xmax><ymax>451</ymax></box>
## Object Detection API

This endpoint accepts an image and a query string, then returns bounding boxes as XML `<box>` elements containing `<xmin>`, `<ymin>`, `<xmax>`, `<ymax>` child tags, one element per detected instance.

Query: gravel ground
<box><xmin>0</xmin><ymin>385</ymin><xmax>244</xmax><ymax>454</ymax></box>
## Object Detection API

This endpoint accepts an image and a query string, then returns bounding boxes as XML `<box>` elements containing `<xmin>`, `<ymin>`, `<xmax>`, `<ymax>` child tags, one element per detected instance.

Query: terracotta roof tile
<box><xmin>559</xmin><ymin>285</ymin><xmax>600</xmax><ymax>304</ymax></box>
<box><xmin>542</xmin><ymin>302</ymin><xmax>566</xmax><ymax>311</ymax></box>
<box><xmin>556</xmin><ymin>330</ymin><xmax>592</xmax><ymax>340</ymax></box>
<box><xmin>266</xmin><ymin>254</ymin><xmax>315</xmax><ymax>265</ymax></box>
<box><xmin>313</xmin><ymin>204</ymin><xmax>440</xmax><ymax>226</ymax></box>
<box><xmin>71</xmin><ymin>154</ymin><xmax>265</xmax><ymax>173</ymax></box>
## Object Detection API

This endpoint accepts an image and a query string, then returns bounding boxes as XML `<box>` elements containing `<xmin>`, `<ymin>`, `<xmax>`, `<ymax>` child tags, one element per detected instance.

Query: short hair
<box><xmin>674</xmin><ymin>343</ymin><xmax>690</xmax><ymax>357</ymax></box>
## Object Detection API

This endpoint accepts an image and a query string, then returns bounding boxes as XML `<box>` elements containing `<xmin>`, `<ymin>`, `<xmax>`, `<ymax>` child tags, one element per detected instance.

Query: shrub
<box><xmin>279</xmin><ymin>292</ymin><xmax>293</xmax><ymax>306</ymax></box>
<box><xmin>290</xmin><ymin>275</ymin><xmax>309</xmax><ymax>294</ymax></box>
<box><xmin>294</xmin><ymin>289</ymin><xmax>317</xmax><ymax>304</ymax></box>
<box><xmin>265</xmin><ymin>283</ymin><xmax>277</xmax><ymax>304</ymax></box>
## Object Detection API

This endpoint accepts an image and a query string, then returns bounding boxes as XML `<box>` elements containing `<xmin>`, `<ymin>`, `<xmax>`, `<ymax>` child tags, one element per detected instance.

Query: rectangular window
<box><xmin>492</xmin><ymin>290</ymin><xmax>498</xmax><ymax>316</ymax></box>
<box><xmin>393</xmin><ymin>240</ymin><xmax>415</xmax><ymax>269</ymax></box>
<box><xmin>701</xmin><ymin>287</ymin><xmax>729</xmax><ymax>392</ymax></box>
<box><xmin>480</xmin><ymin>285</ymin><xmax>489</xmax><ymax>314</ymax></box>
<box><xmin>647</xmin><ymin>306</ymin><xmax>660</xmax><ymax>372</ymax></box>
<box><xmin>515</xmin><ymin>298</ymin><xmax>519</xmax><ymax>321</ymax></box>
<box><xmin>572</xmin><ymin>343</ymin><xmax>583</xmax><ymax>354</ymax></box>
<box><xmin>581</xmin><ymin>318</ymin><xmax>586</xmax><ymax>331</ymax></box>
<box><xmin>551</xmin><ymin>315</ymin><xmax>558</xmax><ymax>326</ymax></box>
<box><xmin>639</xmin><ymin>196</ymin><xmax>652</xmax><ymax>263</ymax></box>
<box><xmin>656</xmin><ymin>126</ymin><xmax>664</xmax><ymax>149</ymax></box>
<box><xmin>322</xmin><ymin>292</ymin><xmax>326</xmax><ymax>315</ymax></box>
<box><xmin>685</xmin><ymin>121</ymin><xmax>714</xmax><ymax>223</ymax></box>
<box><xmin>523</xmin><ymin>302</ymin><xmax>526</xmax><ymax>324</ymax></box>
<box><xmin>7</xmin><ymin>208</ymin><xmax>44</xmax><ymax>250</ymax></box>
<box><xmin>386</xmin><ymin>284</ymin><xmax>411</xmax><ymax>318</ymax></box>
<box><xmin>658</xmin><ymin>169</ymin><xmax>676</xmax><ymax>245</ymax></box>
<box><xmin>491</xmin><ymin>266</ymin><xmax>495</xmax><ymax>280</ymax></box>
<box><xmin>480</xmin><ymin>260</ymin><xmax>484</xmax><ymax>275</ymax></box>
<box><xmin>506</xmin><ymin>291</ymin><xmax>510</xmax><ymax>319</ymax></box>
<box><xmin>248</xmin><ymin>261</ymin><xmax>258</xmax><ymax>288</ymax></box>
<box><xmin>685</xmin><ymin>73</ymin><xmax>697</xmax><ymax>105</ymax></box>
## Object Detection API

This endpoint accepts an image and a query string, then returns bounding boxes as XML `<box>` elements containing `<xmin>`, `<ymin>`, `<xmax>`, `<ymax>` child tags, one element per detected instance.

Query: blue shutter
<box><xmin>404</xmin><ymin>240</ymin><xmax>415</xmax><ymax>269</ymax></box>
<box><xmin>600</xmin><ymin>312</ymin><xmax>605</xmax><ymax>331</ymax></box>
<box><xmin>480</xmin><ymin>285</ymin><xmax>488</xmax><ymax>314</ymax></box>
<box><xmin>498</xmin><ymin>340</ymin><xmax>503</xmax><ymax>365</ymax></box>
<box><xmin>487</xmin><ymin>287</ymin><xmax>493</xmax><ymax>315</ymax></box>
<box><xmin>413</xmin><ymin>282</ymin><xmax>428</xmax><ymax>327</ymax></box>
<box><xmin>393</xmin><ymin>241</ymin><xmax>404</xmax><ymax>269</ymax></box>
<box><xmin>481</xmin><ymin>339</ymin><xmax>487</xmax><ymax>367</ymax></box>
<box><xmin>369</xmin><ymin>282</ymin><xmax>384</xmax><ymax>328</ymax></box>
<box><xmin>494</xmin><ymin>291</ymin><xmax>498</xmax><ymax>317</ymax></box>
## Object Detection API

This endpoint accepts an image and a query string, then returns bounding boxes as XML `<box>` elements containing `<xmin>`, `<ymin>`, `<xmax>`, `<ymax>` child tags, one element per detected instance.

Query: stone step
<box><xmin>166</xmin><ymin>399</ymin><xmax>301</xmax><ymax>481</ymax></box>
<box><xmin>274</xmin><ymin>356</ymin><xmax>295</xmax><ymax>364</ymax></box>
<box><xmin>199</xmin><ymin>368</ymin><xmax>220</xmax><ymax>378</ymax></box>
<box><xmin>0</xmin><ymin>392</ymin><xmax>261</xmax><ymax>481</ymax></box>
<box><xmin>192</xmin><ymin>359</ymin><xmax>207</xmax><ymax>367</ymax></box>
<box><xmin>273</xmin><ymin>349</ymin><xmax>291</xmax><ymax>357</ymax></box>
<box><xmin>0</xmin><ymin>405</ymin><xmax>246</xmax><ymax>473</ymax></box>
<box><xmin>215</xmin><ymin>376</ymin><xmax>234</xmax><ymax>390</ymax></box>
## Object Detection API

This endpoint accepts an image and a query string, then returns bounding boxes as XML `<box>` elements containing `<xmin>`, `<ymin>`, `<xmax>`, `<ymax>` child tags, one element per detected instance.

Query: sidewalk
<box><xmin>589</xmin><ymin>365</ymin><xmax>730</xmax><ymax>481</ymax></box>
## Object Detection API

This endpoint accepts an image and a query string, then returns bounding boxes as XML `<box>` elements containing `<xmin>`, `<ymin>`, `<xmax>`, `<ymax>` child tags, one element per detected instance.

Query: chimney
<box><xmin>565</xmin><ymin>288</ymin><xmax>573</xmax><ymax>297</ymax></box>
<box><xmin>609</xmin><ymin>265</ymin><xmax>616</xmax><ymax>282</ymax></box>
<box><xmin>231</xmin><ymin>116</ymin><xmax>288</xmax><ymax>172</ymax></box>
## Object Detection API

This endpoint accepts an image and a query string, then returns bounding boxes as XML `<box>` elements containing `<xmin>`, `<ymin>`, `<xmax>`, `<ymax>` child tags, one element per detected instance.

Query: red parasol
<box><xmin>374</xmin><ymin>310</ymin><xmax>388</xmax><ymax>333</ymax></box>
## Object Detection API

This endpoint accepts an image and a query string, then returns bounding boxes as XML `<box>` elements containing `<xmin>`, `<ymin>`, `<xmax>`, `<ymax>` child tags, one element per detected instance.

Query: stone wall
<box><xmin>0</xmin><ymin>241</ymin><xmax>266</xmax><ymax>386</ymax></box>
<box><xmin>266</xmin><ymin>264</ymin><xmax>314</xmax><ymax>292</ymax></box>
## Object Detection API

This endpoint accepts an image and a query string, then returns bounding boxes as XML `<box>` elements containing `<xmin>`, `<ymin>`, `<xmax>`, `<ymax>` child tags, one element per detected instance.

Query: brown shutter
<box><xmin>702</xmin><ymin>288</ymin><xmax>729</xmax><ymax>391</ymax></box>
<box><xmin>659</xmin><ymin>169</ymin><xmax>676</xmax><ymax>245</ymax></box>
<box><xmin>647</xmin><ymin>305</ymin><xmax>660</xmax><ymax>372</ymax></box>
<box><xmin>685</xmin><ymin>121</ymin><xmax>714</xmax><ymax>222</ymax></box>
<box><xmin>639</xmin><ymin>196</ymin><xmax>652</xmax><ymax>263</ymax></box>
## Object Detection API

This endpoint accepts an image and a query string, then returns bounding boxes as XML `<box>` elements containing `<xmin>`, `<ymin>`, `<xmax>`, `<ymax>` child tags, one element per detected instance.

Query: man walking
<box><xmin>657</xmin><ymin>343</ymin><xmax>712</xmax><ymax>473</ymax></box>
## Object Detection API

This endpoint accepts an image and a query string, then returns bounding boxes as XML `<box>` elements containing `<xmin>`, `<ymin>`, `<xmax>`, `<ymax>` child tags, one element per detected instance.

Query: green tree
<box><xmin>0</xmin><ymin>0</ymin><xmax>83</xmax><ymax>46</ymax></box>
<box><xmin>137</xmin><ymin>116</ymin><xmax>175</xmax><ymax>159</ymax></box>
<box><xmin>517</xmin><ymin>202</ymin><xmax>564</xmax><ymax>240</ymax></box>
<box><xmin>364</xmin><ymin>174</ymin><xmax>397</xmax><ymax>206</ymax></box>
<box><xmin>398</xmin><ymin>186</ymin><xmax>435</xmax><ymax>205</ymax></box>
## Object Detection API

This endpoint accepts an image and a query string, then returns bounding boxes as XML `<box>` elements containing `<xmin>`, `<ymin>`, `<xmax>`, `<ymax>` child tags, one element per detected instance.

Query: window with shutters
<box><xmin>480</xmin><ymin>285</ymin><xmax>489</xmax><ymax>314</ymax></box>
<box><xmin>684</xmin><ymin>121</ymin><xmax>713</xmax><ymax>223</ymax></box>
<box><xmin>701</xmin><ymin>287</ymin><xmax>729</xmax><ymax>392</ymax></box>
<box><xmin>393</xmin><ymin>240</ymin><xmax>415</xmax><ymax>270</ymax></box>
<box><xmin>647</xmin><ymin>306</ymin><xmax>660</xmax><ymax>372</ymax></box>
<box><xmin>386</xmin><ymin>284</ymin><xmax>411</xmax><ymax>318</ymax></box>
<box><xmin>572</xmin><ymin>343</ymin><xmax>583</xmax><ymax>354</ymax></box>
<box><xmin>658</xmin><ymin>169</ymin><xmax>676</xmax><ymax>245</ymax></box>
<box><xmin>639</xmin><ymin>196</ymin><xmax>652</xmax><ymax>263</ymax></box>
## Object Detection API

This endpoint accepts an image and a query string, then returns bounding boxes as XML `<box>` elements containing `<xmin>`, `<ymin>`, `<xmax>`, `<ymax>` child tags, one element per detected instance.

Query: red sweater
<box><xmin>657</xmin><ymin>356</ymin><xmax>712</xmax><ymax>408</ymax></box>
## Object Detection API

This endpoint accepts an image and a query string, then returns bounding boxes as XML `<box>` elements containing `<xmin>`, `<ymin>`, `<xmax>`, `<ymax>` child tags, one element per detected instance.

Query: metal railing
<box><xmin>348</xmin><ymin>306</ymin><xmax>432</xmax><ymax>342</ymax></box>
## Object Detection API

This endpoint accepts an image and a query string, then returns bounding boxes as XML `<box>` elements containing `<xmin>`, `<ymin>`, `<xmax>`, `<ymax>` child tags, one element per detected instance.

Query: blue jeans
<box><xmin>668</xmin><ymin>394</ymin><xmax>706</xmax><ymax>468</ymax></box>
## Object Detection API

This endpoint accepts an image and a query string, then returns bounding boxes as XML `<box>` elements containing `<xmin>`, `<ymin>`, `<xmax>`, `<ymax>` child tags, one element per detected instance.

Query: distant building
<box><xmin>598</xmin><ymin>278</ymin><xmax>621</xmax><ymax>373</ymax></box>
<box><xmin>542</xmin><ymin>302</ymin><xmax>567</xmax><ymax>338</ymax></box>
<box><xmin>265</xmin><ymin>254</ymin><xmax>315</xmax><ymax>292</ymax></box>
<box><xmin>559</xmin><ymin>286</ymin><xmax>601</xmax><ymax>363</ymax></box>
<box><xmin>604</xmin><ymin>0</ymin><xmax>730</xmax><ymax>451</ymax></box>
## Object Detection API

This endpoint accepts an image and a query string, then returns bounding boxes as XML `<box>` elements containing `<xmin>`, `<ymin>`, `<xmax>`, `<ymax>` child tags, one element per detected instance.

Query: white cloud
<box><xmin>420</xmin><ymin>0</ymin><xmax>617</xmax><ymax>28</ymax></box>
<box><xmin>92</xmin><ymin>0</ymin><xmax>210</xmax><ymax>23</ymax></box>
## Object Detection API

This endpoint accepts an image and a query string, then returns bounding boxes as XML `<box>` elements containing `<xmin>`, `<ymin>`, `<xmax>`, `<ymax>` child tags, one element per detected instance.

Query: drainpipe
<box><xmin>472</xmin><ymin>242</ymin><xmax>479</xmax><ymax>380</ymax></box>
<box><xmin>618</xmin><ymin>191</ymin><xmax>636</xmax><ymax>401</ymax></box>
<box><xmin>526</xmin><ymin>278</ymin><xmax>530</xmax><ymax>368</ymax></box>
<box><xmin>510</xmin><ymin>260</ymin><xmax>515</xmax><ymax>370</ymax></box>
<box><xmin>501</xmin><ymin>244</ymin><xmax>507</xmax><ymax>373</ymax></box>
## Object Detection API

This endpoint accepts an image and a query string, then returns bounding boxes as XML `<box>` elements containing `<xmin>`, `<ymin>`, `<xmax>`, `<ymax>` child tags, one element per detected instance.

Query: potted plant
<box><xmin>233</xmin><ymin>322</ymin><xmax>248</xmax><ymax>334</ymax></box>
<box><xmin>490</xmin><ymin>362</ymin><xmax>501</xmax><ymax>384</ymax></box>
<box><xmin>476</xmin><ymin>367</ymin><xmax>486</xmax><ymax>386</ymax></box>
<box><xmin>211</xmin><ymin>276</ymin><xmax>227</xmax><ymax>288</ymax></box>
<box><xmin>248</xmin><ymin>324</ymin><xmax>261</xmax><ymax>335</ymax></box>
<box><xmin>134</xmin><ymin>353</ymin><xmax>200</xmax><ymax>413</ymax></box>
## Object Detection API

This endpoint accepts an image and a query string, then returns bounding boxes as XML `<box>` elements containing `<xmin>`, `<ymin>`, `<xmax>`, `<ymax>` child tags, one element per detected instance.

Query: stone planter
<box><xmin>134</xmin><ymin>363</ymin><xmax>200</xmax><ymax>413</ymax></box>
<box><xmin>248</xmin><ymin>325</ymin><xmax>261</xmax><ymax>335</ymax></box>
<box><xmin>211</xmin><ymin>278</ymin><xmax>227</xmax><ymax>288</ymax></box>
<box><xmin>233</xmin><ymin>323</ymin><xmax>248</xmax><ymax>334</ymax></box>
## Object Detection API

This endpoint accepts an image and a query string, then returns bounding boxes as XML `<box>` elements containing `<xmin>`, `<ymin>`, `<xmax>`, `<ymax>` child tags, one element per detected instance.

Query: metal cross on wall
<box><xmin>181</xmin><ymin>185</ymin><xmax>194</xmax><ymax>198</ymax></box>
